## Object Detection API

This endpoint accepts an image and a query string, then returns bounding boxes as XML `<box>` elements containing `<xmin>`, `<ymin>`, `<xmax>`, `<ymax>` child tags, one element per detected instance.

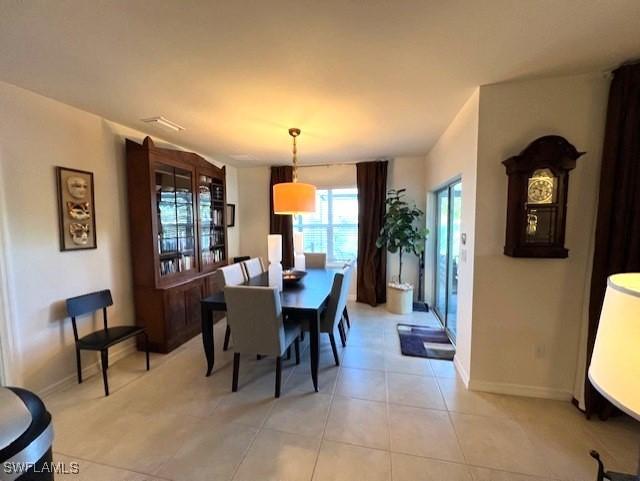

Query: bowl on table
<box><xmin>282</xmin><ymin>270</ymin><xmax>307</xmax><ymax>286</ymax></box>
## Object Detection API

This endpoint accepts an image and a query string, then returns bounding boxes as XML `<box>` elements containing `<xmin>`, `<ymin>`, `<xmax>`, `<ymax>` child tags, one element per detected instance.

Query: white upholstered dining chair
<box><xmin>304</xmin><ymin>252</ymin><xmax>327</xmax><ymax>268</ymax></box>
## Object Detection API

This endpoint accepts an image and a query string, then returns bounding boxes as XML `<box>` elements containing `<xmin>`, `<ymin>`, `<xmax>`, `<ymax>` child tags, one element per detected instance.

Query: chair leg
<box><xmin>75</xmin><ymin>347</ymin><xmax>83</xmax><ymax>384</ymax></box>
<box><xmin>329</xmin><ymin>333</ymin><xmax>340</xmax><ymax>366</ymax></box>
<box><xmin>143</xmin><ymin>332</ymin><xmax>150</xmax><ymax>371</ymax></box>
<box><xmin>275</xmin><ymin>356</ymin><xmax>282</xmax><ymax>398</ymax></box>
<box><xmin>338</xmin><ymin>321</ymin><xmax>347</xmax><ymax>347</ymax></box>
<box><xmin>294</xmin><ymin>337</ymin><xmax>300</xmax><ymax>365</ymax></box>
<box><xmin>300</xmin><ymin>331</ymin><xmax>305</xmax><ymax>342</ymax></box>
<box><xmin>257</xmin><ymin>354</ymin><xmax>263</xmax><ymax>360</ymax></box>
<box><xmin>223</xmin><ymin>324</ymin><xmax>231</xmax><ymax>351</ymax></box>
<box><xmin>232</xmin><ymin>353</ymin><xmax>240</xmax><ymax>392</ymax></box>
<box><xmin>287</xmin><ymin>346</ymin><xmax>291</xmax><ymax>361</ymax></box>
<box><xmin>343</xmin><ymin>307</ymin><xmax>351</xmax><ymax>329</ymax></box>
<box><xmin>100</xmin><ymin>350</ymin><xmax>109</xmax><ymax>396</ymax></box>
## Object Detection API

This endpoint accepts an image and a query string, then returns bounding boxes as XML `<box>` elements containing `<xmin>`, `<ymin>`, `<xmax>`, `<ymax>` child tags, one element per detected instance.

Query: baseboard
<box><xmin>38</xmin><ymin>340</ymin><xmax>137</xmax><ymax>398</ymax></box>
<box><xmin>453</xmin><ymin>355</ymin><xmax>470</xmax><ymax>388</ymax></box>
<box><xmin>468</xmin><ymin>379</ymin><xmax>573</xmax><ymax>401</ymax></box>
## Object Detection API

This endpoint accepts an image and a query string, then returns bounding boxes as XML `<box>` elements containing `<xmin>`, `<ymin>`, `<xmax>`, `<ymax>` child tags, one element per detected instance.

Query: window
<box><xmin>294</xmin><ymin>188</ymin><xmax>358</xmax><ymax>263</ymax></box>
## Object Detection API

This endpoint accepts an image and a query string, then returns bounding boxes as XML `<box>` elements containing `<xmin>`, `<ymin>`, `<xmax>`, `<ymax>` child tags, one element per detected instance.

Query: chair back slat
<box><xmin>66</xmin><ymin>290</ymin><xmax>113</xmax><ymax>317</ymax></box>
<box><xmin>224</xmin><ymin>285</ymin><xmax>285</xmax><ymax>357</ymax></box>
<box><xmin>219</xmin><ymin>263</ymin><xmax>247</xmax><ymax>286</ymax></box>
<box><xmin>304</xmin><ymin>252</ymin><xmax>326</xmax><ymax>268</ymax></box>
<box><xmin>242</xmin><ymin>257</ymin><xmax>264</xmax><ymax>278</ymax></box>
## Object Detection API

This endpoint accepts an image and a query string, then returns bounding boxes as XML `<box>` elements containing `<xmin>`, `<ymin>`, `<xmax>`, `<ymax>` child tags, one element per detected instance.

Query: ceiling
<box><xmin>1</xmin><ymin>1</ymin><xmax>639</xmax><ymax>166</ymax></box>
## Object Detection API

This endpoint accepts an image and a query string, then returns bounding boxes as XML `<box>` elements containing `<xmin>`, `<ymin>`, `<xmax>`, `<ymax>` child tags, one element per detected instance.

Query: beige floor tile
<box><xmin>211</xmin><ymin>389</ymin><xmax>277</xmax><ymax>428</ymax></box>
<box><xmin>264</xmin><ymin>392</ymin><xmax>332</xmax><ymax>437</ymax></box>
<box><xmin>384</xmin><ymin>352</ymin><xmax>434</xmax><ymax>377</ymax></box>
<box><xmin>450</xmin><ymin>413</ymin><xmax>552</xmax><ymax>478</ymax></box>
<box><xmin>313</xmin><ymin>440</ymin><xmax>391</xmax><ymax>481</ymax></box>
<box><xmin>388</xmin><ymin>405</ymin><xmax>464</xmax><ymax>462</ymax></box>
<box><xmin>519</xmin><ymin>418</ymin><xmax>618</xmax><ymax>481</ymax></box>
<box><xmin>285</xmin><ymin>363</ymin><xmax>339</xmax><ymax>395</ymax></box>
<box><xmin>233</xmin><ymin>428</ymin><xmax>320</xmax><ymax>481</ymax></box>
<box><xmin>324</xmin><ymin>396</ymin><xmax>390</xmax><ymax>450</ymax></box>
<box><xmin>429</xmin><ymin>359</ymin><xmax>458</xmax><ymax>379</ymax></box>
<box><xmin>584</xmin><ymin>415</ymin><xmax>640</xmax><ymax>473</ymax></box>
<box><xmin>437</xmin><ymin>378</ymin><xmax>507</xmax><ymax>417</ymax></box>
<box><xmin>154</xmin><ymin>418</ymin><xmax>257</xmax><ymax>481</ymax></box>
<box><xmin>341</xmin><ymin>347</ymin><xmax>386</xmax><ymax>371</ymax></box>
<box><xmin>54</xmin><ymin>453</ymin><xmax>165</xmax><ymax>481</ymax></box>
<box><xmin>469</xmin><ymin>466</ymin><xmax>557</xmax><ymax>481</ymax></box>
<box><xmin>387</xmin><ymin>372</ymin><xmax>446</xmax><ymax>410</ymax></box>
<box><xmin>58</xmin><ymin>410</ymin><xmax>197</xmax><ymax>474</ymax></box>
<box><xmin>336</xmin><ymin>367</ymin><xmax>387</xmax><ymax>402</ymax></box>
<box><xmin>391</xmin><ymin>452</ymin><xmax>473</xmax><ymax>481</ymax></box>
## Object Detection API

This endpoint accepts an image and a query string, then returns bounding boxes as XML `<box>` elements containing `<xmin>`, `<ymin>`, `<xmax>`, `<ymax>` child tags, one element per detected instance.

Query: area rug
<box><xmin>397</xmin><ymin>324</ymin><xmax>455</xmax><ymax>360</ymax></box>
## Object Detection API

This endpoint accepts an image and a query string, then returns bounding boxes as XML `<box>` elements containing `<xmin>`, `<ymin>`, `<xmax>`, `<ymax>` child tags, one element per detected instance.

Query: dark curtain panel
<box><xmin>356</xmin><ymin>161</ymin><xmax>388</xmax><ymax>306</ymax></box>
<box><xmin>269</xmin><ymin>166</ymin><xmax>294</xmax><ymax>269</ymax></box>
<box><xmin>584</xmin><ymin>62</ymin><xmax>640</xmax><ymax>418</ymax></box>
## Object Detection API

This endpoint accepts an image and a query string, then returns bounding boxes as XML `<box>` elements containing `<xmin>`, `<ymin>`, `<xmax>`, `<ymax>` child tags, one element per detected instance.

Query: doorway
<box><xmin>434</xmin><ymin>180</ymin><xmax>461</xmax><ymax>342</ymax></box>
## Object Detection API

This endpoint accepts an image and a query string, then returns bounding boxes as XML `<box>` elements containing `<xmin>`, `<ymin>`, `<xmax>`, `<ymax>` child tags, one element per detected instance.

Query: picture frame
<box><xmin>226</xmin><ymin>203</ymin><xmax>236</xmax><ymax>227</ymax></box>
<box><xmin>56</xmin><ymin>167</ymin><xmax>97</xmax><ymax>251</ymax></box>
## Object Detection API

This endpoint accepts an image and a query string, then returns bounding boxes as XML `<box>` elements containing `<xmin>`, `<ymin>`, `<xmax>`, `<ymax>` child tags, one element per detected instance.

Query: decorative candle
<box><xmin>267</xmin><ymin>234</ymin><xmax>282</xmax><ymax>264</ymax></box>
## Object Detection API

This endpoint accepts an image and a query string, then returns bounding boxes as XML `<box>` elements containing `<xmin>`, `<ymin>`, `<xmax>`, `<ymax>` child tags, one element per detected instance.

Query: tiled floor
<box><xmin>47</xmin><ymin>302</ymin><xmax>637</xmax><ymax>481</ymax></box>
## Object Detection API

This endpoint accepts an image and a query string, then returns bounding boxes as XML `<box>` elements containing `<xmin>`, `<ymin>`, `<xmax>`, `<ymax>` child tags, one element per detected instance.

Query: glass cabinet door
<box><xmin>155</xmin><ymin>163</ymin><xmax>196</xmax><ymax>277</ymax></box>
<box><xmin>198</xmin><ymin>175</ymin><xmax>226</xmax><ymax>267</ymax></box>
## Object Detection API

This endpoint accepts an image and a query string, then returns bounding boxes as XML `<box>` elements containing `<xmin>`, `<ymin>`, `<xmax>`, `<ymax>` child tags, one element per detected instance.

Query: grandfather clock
<box><xmin>503</xmin><ymin>135</ymin><xmax>584</xmax><ymax>258</ymax></box>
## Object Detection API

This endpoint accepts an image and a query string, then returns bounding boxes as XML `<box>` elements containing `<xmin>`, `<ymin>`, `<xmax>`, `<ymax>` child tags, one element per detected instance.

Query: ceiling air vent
<box><xmin>141</xmin><ymin>116</ymin><xmax>185</xmax><ymax>132</ymax></box>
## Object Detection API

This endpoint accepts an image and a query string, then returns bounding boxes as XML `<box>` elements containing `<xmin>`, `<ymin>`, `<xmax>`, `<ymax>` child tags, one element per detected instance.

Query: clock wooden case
<box><xmin>503</xmin><ymin>135</ymin><xmax>584</xmax><ymax>258</ymax></box>
<box><xmin>126</xmin><ymin>137</ymin><xmax>228</xmax><ymax>352</ymax></box>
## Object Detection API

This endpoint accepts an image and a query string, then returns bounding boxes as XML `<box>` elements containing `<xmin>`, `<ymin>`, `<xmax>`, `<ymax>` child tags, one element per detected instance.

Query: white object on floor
<box><xmin>387</xmin><ymin>284</ymin><xmax>413</xmax><ymax>314</ymax></box>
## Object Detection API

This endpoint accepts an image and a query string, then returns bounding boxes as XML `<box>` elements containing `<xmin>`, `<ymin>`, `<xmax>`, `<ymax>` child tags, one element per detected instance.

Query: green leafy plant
<box><xmin>376</xmin><ymin>189</ymin><xmax>429</xmax><ymax>285</ymax></box>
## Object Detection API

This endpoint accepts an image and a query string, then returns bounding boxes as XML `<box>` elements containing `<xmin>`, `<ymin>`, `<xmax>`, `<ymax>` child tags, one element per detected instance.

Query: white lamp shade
<box><xmin>293</xmin><ymin>231</ymin><xmax>304</xmax><ymax>254</ymax></box>
<box><xmin>588</xmin><ymin>273</ymin><xmax>640</xmax><ymax>420</ymax></box>
<box><xmin>267</xmin><ymin>234</ymin><xmax>282</xmax><ymax>264</ymax></box>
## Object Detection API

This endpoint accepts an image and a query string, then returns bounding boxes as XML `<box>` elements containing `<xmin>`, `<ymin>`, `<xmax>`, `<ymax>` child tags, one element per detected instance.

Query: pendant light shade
<box><xmin>273</xmin><ymin>128</ymin><xmax>316</xmax><ymax>215</ymax></box>
<box><xmin>273</xmin><ymin>182</ymin><xmax>316</xmax><ymax>214</ymax></box>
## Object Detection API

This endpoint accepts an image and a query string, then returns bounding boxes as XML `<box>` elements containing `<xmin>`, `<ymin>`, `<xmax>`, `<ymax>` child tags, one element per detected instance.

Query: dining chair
<box><xmin>66</xmin><ymin>289</ymin><xmax>150</xmax><ymax>396</ymax></box>
<box><xmin>304</xmin><ymin>252</ymin><xmax>327</xmax><ymax>268</ymax></box>
<box><xmin>242</xmin><ymin>257</ymin><xmax>264</xmax><ymax>278</ymax></box>
<box><xmin>308</xmin><ymin>264</ymin><xmax>354</xmax><ymax>366</ymax></box>
<box><xmin>219</xmin><ymin>263</ymin><xmax>248</xmax><ymax>350</ymax></box>
<box><xmin>341</xmin><ymin>259</ymin><xmax>355</xmax><ymax>329</ymax></box>
<box><xmin>224</xmin><ymin>285</ymin><xmax>302</xmax><ymax>397</ymax></box>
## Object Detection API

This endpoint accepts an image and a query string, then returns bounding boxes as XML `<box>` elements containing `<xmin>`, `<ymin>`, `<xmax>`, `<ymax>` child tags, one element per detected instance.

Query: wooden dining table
<box><xmin>200</xmin><ymin>267</ymin><xmax>340</xmax><ymax>392</ymax></box>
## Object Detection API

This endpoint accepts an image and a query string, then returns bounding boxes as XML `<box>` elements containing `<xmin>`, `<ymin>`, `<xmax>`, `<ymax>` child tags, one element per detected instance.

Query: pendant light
<box><xmin>272</xmin><ymin>128</ymin><xmax>316</xmax><ymax>215</ymax></box>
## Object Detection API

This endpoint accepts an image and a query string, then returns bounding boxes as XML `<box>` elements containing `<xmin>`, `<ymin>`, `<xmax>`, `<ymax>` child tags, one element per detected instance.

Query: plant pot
<box><xmin>386</xmin><ymin>283</ymin><xmax>413</xmax><ymax>314</ymax></box>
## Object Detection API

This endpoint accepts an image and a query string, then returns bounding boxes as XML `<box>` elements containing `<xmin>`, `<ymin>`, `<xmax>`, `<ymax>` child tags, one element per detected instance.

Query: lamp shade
<box><xmin>588</xmin><ymin>273</ymin><xmax>640</xmax><ymax>420</ymax></box>
<box><xmin>273</xmin><ymin>182</ymin><xmax>316</xmax><ymax>215</ymax></box>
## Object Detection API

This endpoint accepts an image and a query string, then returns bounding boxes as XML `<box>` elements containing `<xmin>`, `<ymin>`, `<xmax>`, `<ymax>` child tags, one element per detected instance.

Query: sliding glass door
<box><xmin>434</xmin><ymin>180</ymin><xmax>461</xmax><ymax>342</ymax></box>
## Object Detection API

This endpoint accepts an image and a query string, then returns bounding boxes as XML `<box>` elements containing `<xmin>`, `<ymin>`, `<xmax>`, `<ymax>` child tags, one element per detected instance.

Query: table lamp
<box><xmin>293</xmin><ymin>231</ymin><xmax>306</xmax><ymax>271</ymax></box>
<box><xmin>588</xmin><ymin>272</ymin><xmax>640</xmax><ymax>481</ymax></box>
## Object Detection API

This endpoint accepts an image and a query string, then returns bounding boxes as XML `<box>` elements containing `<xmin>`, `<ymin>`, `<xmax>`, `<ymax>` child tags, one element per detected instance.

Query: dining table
<box><xmin>200</xmin><ymin>267</ymin><xmax>340</xmax><ymax>392</ymax></box>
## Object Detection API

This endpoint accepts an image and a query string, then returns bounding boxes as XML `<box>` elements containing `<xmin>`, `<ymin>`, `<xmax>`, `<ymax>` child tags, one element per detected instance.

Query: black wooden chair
<box><xmin>66</xmin><ymin>289</ymin><xmax>149</xmax><ymax>396</ymax></box>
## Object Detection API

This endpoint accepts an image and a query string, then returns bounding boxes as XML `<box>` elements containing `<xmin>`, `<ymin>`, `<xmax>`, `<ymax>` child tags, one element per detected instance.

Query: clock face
<box><xmin>527</xmin><ymin>174</ymin><xmax>555</xmax><ymax>204</ymax></box>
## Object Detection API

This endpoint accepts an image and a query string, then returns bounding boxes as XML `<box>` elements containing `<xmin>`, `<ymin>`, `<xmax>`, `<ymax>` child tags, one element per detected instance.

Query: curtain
<box><xmin>584</xmin><ymin>62</ymin><xmax>640</xmax><ymax>419</ymax></box>
<box><xmin>356</xmin><ymin>161</ymin><xmax>388</xmax><ymax>306</ymax></box>
<box><xmin>269</xmin><ymin>166</ymin><xmax>294</xmax><ymax>269</ymax></box>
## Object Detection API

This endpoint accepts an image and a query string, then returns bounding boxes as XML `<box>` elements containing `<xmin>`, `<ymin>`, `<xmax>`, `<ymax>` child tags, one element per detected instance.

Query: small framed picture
<box><xmin>226</xmin><ymin>203</ymin><xmax>236</xmax><ymax>227</ymax></box>
<box><xmin>56</xmin><ymin>167</ymin><xmax>97</xmax><ymax>251</ymax></box>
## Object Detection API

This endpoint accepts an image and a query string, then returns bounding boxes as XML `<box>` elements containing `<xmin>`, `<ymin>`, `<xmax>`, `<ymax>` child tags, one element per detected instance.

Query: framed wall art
<box><xmin>56</xmin><ymin>167</ymin><xmax>97</xmax><ymax>251</ymax></box>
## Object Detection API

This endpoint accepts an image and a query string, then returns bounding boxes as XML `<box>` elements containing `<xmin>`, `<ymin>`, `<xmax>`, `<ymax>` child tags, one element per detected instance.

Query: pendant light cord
<box><xmin>289</xmin><ymin>127</ymin><xmax>301</xmax><ymax>183</ymax></box>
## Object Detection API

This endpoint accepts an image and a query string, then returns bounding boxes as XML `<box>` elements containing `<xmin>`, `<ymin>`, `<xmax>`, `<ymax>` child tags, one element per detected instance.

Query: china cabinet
<box><xmin>126</xmin><ymin>137</ymin><xmax>227</xmax><ymax>352</ymax></box>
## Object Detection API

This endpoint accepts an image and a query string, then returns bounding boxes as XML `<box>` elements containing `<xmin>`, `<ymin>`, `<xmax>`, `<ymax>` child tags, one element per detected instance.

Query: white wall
<box><xmin>0</xmin><ymin>80</ymin><xmax>239</xmax><ymax>393</ymax></box>
<box><xmin>424</xmin><ymin>90</ymin><xmax>479</xmax><ymax>383</ymax></box>
<box><xmin>237</xmin><ymin>166</ymin><xmax>271</xmax><ymax>261</ymax></box>
<box><xmin>470</xmin><ymin>73</ymin><xmax>609</xmax><ymax>398</ymax></box>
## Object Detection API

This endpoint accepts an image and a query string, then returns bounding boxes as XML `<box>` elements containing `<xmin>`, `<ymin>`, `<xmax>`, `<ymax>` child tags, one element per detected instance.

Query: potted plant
<box><xmin>376</xmin><ymin>189</ymin><xmax>429</xmax><ymax>314</ymax></box>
